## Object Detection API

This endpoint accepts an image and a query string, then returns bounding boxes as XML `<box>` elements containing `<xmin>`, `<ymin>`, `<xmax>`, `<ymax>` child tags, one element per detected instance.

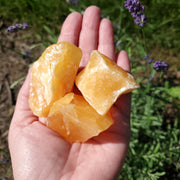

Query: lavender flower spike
<box><xmin>134</xmin><ymin>14</ymin><xmax>147</xmax><ymax>27</ymax></box>
<box><xmin>7</xmin><ymin>22</ymin><xmax>28</xmax><ymax>33</ymax></box>
<box><xmin>7</xmin><ymin>25</ymin><xmax>18</xmax><ymax>33</ymax></box>
<box><xmin>124</xmin><ymin>0</ymin><xmax>147</xmax><ymax>27</ymax></box>
<box><xmin>124</xmin><ymin>0</ymin><xmax>144</xmax><ymax>17</ymax></box>
<box><xmin>153</xmin><ymin>61</ymin><xmax>168</xmax><ymax>71</ymax></box>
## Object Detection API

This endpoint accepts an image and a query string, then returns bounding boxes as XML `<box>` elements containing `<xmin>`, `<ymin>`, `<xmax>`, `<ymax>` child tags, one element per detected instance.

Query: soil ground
<box><xmin>0</xmin><ymin>20</ymin><xmax>44</xmax><ymax>179</ymax></box>
<box><xmin>0</xmin><ymin>20</ymin><xmax>179</xmax><ymax>179</ymax></box>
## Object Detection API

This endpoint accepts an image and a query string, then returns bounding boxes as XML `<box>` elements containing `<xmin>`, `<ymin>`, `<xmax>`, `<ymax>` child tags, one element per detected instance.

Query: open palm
<box><xmin>9</xmin><ymin>6</ymin><xmax>131</xmax><ymax>180</ymax></box>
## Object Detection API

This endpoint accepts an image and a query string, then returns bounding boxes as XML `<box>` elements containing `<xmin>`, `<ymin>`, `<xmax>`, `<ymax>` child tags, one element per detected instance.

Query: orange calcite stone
<box><xmin>29</xmin><ymin>42</ymin><xmax>82</xmax><ymax>117</ymax></box>
<box><xmin>75</xmin><ymin>50</ymin><xmax>140</xmax><ymax>115</ymax></box>
<box><xmin>46</xmin><ymin>93</ymin><xmax>113</xmax><ymax>142</ymax></box>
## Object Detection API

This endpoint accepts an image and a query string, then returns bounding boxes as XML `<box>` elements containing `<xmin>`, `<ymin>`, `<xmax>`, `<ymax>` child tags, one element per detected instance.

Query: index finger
<box><xmin>58</xmin><ymin>12</ymin><xmax>82</xmax><ymax>45</ymax></box>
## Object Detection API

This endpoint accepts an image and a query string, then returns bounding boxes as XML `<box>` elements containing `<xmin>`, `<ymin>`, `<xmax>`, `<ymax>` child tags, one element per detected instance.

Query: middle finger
<box><xmin>79</xmin><ymin>6</ymin><xmax>100</xmax><ymax>67</ymax></box>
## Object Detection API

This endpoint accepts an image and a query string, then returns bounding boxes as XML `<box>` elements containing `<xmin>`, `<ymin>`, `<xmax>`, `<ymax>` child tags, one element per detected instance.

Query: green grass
<box><xmin>1</xmin><ymin>0</ymin><xmax>180</xmax><ymax>179</ymax></box>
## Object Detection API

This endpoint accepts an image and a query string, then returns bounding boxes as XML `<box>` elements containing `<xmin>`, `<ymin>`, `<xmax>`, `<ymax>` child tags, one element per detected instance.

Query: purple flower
<box><xmin>22</xmin><ymin>50</ymin><xmax>32</xmax><ymax>59</ymax></box>
<box><xmin>124</xmin><ymin>0</ymin><xmax>144</xmax><ymax>17</ymax></box>
<box><xmin>2</xmin><ymin>155</ymin><xmax>9</xmax><ymax>163</ymax></box>
<box><xmin>100</xmin><ymin>14</ymin><xmax>105</xmax><ymax>18</ymax></box>
<box><xmin>134</xmin><ymin>14</ymin><xmax>147</xmax><ymax>27</ymax></box>
<box><xmin>15</xmin><ymin>24</ymin><xmax>23</xmax><ymax>29</ymax></box>
<box><xmin>66</xmin><ymin>0</ymin><xmax>79</xmax><ymax>5</ymax></box>
<box><xmin>153</xmin><ymin>61</ymin><xmax>168</xmax><ymax>71</ymax></box>
<box><xmin>144</xmin><ymin>54</ymin><xmax>150</xmax><ymax>60</ymax></box>
<box><xmin>124</xmin><ymin>0</ymin><xmax>147</xmax><ymax>27</ymax></box>
<box><xmin>144</xmin><ymin>54</ymin><xmax>153</xmax><ymax>63</ymax></box>
<box><xmin>1</xmin><ymin>177</ymin><xmax>7</xmax><ymax>180</ymax></box>
<box><xmin>22</xmin><ymin>22</ymin><xmax>28</xmax><ymax>29</ymax></box>
<box><xmin>116</xmin><ymin>40</ymin><xmax>121</xmax><ymax>47</ymax></box>
<box><xmin>7</xmin><ymin>23</ymin><xmax>28</xmax><ymax>33</ymax></box>
<box><xmin>147</xmin><ymin>58</ymin><xmax>154</xmax><ymax>64</ymax></box>
<box><xmin>7</xmin><ymin>25</ymin><xmax>18</xmax><ymax>33</ymax></box>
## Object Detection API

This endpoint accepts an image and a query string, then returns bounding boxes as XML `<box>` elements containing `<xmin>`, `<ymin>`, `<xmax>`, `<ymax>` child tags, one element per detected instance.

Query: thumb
<box><xmin>11</xmin><ymin>68</ymin><xmax>38</xmax><ymax>126</ymax></box>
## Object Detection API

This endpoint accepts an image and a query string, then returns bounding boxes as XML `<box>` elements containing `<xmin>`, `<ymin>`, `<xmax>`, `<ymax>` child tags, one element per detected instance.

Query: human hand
<box><xmin>9</xmin><ymin>6</ymin><xmax>131</xmax><ymax>180</ymax></box>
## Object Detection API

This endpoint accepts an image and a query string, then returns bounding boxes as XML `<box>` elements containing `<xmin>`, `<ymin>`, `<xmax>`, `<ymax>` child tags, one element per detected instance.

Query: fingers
<box><xmin>116</xmin><ymin>50</ymin><xmax>131</xmax><ymax>73</ymax></box>
<box><xmin>58</xmin><ymin>12</ymin><xmax>82</xmax><ymax>45</ymax></box>
<box><xmin>114</xmin><ymin>50</ymin><xmax>131</xmax><ymax>128</ymax></box>
<box><xmin>98</xmin><ymin>18</ymin><xmax>115</xmax><ymax>61</ymax></box>
<box><xmin>79</xmin><ymin>6</ymin><xmax>100</xmax><ymax>67</ymax></box>
<box><xmin>15</xmin><ymin>69</ymin><xmax>31</xmax><ymax>113</ymax></box>
<box><xmin>58</xmin><ymin>6</ymin><xmax>116</xmax><ymax>67</ymax></box>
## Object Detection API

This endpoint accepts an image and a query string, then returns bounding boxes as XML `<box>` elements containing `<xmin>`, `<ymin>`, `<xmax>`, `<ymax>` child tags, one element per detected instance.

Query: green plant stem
<box><xmin>142</xmin><ymin>28</ymin><xmax>147</xmax><ymax>53</ymax></box>
<box><xmin>119</xmin><ymin>1</ymin><xmax>124</xmax><ymax>30</ymax></box>
<box><xmin>141</xmin><ymin>28</ymin><xmax>152</xmax><ymax>79</ymax></box>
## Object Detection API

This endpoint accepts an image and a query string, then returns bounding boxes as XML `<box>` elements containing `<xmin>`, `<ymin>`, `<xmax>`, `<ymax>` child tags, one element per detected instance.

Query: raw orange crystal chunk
<box><xmin>46</xmin><ymin>93</ymin><xmax>113</xmax><ymax>142</ymax></box>
<box><xmin>29</xmin><ymin>41</ymin><xmax>82</xmax><ymax>117</ymax></box>
<box><xmin>75</xmin><ymin>50</ymin><xmax>140</xmax><ymax>115</ymax></box>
